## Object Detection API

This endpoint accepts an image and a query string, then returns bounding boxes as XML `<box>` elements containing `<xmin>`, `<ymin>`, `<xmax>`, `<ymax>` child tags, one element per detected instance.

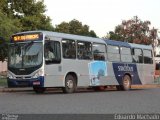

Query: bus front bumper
<box><xmin>7</xmin><ymin>76</ymin><xmax>44</xmax><ymax>88</ymax></box>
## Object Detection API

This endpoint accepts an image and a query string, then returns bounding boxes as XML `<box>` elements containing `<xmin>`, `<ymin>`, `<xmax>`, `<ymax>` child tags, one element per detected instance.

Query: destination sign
<box><xmin>12</xmin><ymin>33</ymin><xmax>42</xmax><ymax>42</ymax></box>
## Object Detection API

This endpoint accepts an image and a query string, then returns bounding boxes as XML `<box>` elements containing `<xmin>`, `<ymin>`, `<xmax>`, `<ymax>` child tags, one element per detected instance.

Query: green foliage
<box><xmin>10</xmin><ymin>0</ymin><xmax>54</xmax><ymax>31</ymax></box>
<box><xmin>0</xmin><ymin>42</ymin><xmax>8</xmax><ymax>62</ymax></box>
<box><xmin>89</xmin><ymin>30</ymin><xmax>97</xmax><ymax>38</ymax></box>
<box><xmin>107</xmin><ymin>31</ymin><xmax>124</xmax><ymax>41</ymax></box>
<box><xmin>0</xmin><ymin>0</ymin><xmax>54</xmax><ymax>37</ymax></box>
<box><xmin>0</xmin><ymin>11</ymin><xmax>21</xmax><ymax>41</ymax></box>
<box><xmin>20</xmin><ymin>15</ymin><xmax>54</xmax><ymax>31</ymax></box>
<box><xmin>55</xmin><ymin>19</ymin><xmax>97</xmax><ymax>37</ymax></box>
<box><xmin>0</xmin><ymin>0</ymin><xmax>54</xmax><ymax>61</ymax></box>
<box><xmin>0</xmin><ymin>0</ymin><xmax>12</xmax><ymax>17</ymax></box>
<box><xmin>55</xmin><ymin>22</ymin><xmax>70</xmax><ymax>33</ymax></box>
<box><xmin>11</xmin><ymin>0</ymin><xmax>46</xmax><ymax>16</ymax></box>
<box><xmin>0</xmin><ymin>10</ymin><xmax>21</xmax><ymax>61</ymax></box>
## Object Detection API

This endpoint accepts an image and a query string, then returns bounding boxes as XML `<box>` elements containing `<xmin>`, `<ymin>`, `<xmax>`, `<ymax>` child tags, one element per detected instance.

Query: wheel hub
<box><xmin>67</xmin><ymin>80</ymin><xmax>74</xmax><ymax>89</ymax></box>
<box><xmin>124</xmin><ymin>78</ymin><xmax>130</xmax><ymax>87</ymax></box>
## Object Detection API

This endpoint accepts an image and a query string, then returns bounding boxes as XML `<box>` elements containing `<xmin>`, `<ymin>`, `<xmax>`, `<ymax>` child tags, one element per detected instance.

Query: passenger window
<box><xmin>143</xmin><ymin>50</ymin><xmax>153</xmax><ymax>64</ymax></box>
<box><xmin>44</xmin><ymin>40</ymin><xmax>61</xmax><ymax>64</ymax></box>
<box><xmin>93</xmin><ymin>43</ymin><xmax>106</xmax><ymax>61</ymax></box>
<box><xmin>132</xmin><ymin>48</ymin><xmax>143</xmax><ymax>63</ymax></box>
<box><xmin>107</xmin><ymin>45</ymin><xmax>120</xmax><ymax>62</ymax></box>
<box><xmin>62</xmin><ymin>39</ymin><xmax>76</xmax><ymax>59</ymax></box>
<box><xmin>120</xmin><ymin>47</ymin><xmax>132</xmax><ymax>62</ymax></box>
<box><xmin>77</xmin><ymin>41</ymin><xmax>92</xmax><ymax>60</ymax></box>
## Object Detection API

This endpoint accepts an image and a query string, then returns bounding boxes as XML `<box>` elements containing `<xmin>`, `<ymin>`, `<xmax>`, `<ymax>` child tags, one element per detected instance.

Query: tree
<box><xmin>0</xmin><ymin>0</ymin><xmax>54</xmax><ymax>61</ymax></box>
<box><xmin>0</xmin><ymin>0</ymin><xmax>12</xmax><ymax>17</ymax></box>
<box><xmin>55</xmin><ymin>22</ymin><xmax>70</xmax><ymax>33</ymax></box>
<box><xmin>107</xmin><ymin>16</ymin><xmax>159</xmax><ymax>45</ymax></box>
<box><xmin>0</xmin><ymin>9</ymin><xmax>21</xmax><ymax>61</ymax></box>
<box><xmin>105</xmin><ymin>31</ymin><xmax>124</xmax><ymax>41</ymax></box>
<box><xmin>0</xmin><ymin>10</ymin><xmax>21</xmax><ymax>41</ymax></box>
<box><xmin>55</xmin><ymin>19</ymin><xmax>97</xmax><ymax>37</ymax></box>
<box><xmin>0</xmin><ymin>37</ymin><xmax>7</xmax><ymax>62</ymax></box>
<box><xmin>9</xmin><ymin>0</ymin><xmax>54</xmax><ymax>31</ymax></box>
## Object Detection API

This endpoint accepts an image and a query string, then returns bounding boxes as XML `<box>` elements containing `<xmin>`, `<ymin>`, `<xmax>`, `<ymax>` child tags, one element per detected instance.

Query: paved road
<box><xmin>0</xmin><ymin>88</ymin><xmax>160</xmax><ymax>114</ymax></box>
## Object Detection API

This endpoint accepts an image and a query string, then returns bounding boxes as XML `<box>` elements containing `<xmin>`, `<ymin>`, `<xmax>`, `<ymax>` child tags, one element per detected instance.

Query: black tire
<box><xmin>62</xmin><ymin>75</ymin><xmax>77</xmax><ymax>93</ymax></box>
<box><xmin>116</xmin><ymin>75</ymin><xmax>131</xmax><ymax>91</ymax></box>
<box><xmin>122</xmin><ymin>75</ymin><xmax>131</xmax><ymax>91</ymax></box>
<box><xmin>33</xmin><ymin>87</ymin><xmax>46</xmax><ymax>94</ymax></box>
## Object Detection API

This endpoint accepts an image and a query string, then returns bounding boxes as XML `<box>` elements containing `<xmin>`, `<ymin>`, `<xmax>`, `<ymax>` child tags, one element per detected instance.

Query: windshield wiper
<box><xmin>24</xmin><ymin>41</ymin><xmax>34</xmax><ymax>51</ymax></box>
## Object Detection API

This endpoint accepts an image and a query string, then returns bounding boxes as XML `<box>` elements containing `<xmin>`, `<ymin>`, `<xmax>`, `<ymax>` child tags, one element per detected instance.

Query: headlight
<box><xmin>32</xmin><ymin>69</ymin><xmax>44</xmax><ymax>78</ymax></box>
<box><xmin>7</xmin><ymin>71</ymin><xmax>15</xmax><ymax>79</ymax></box>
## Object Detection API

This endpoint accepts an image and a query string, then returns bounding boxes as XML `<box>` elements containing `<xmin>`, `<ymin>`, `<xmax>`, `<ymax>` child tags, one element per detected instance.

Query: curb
<box><xmin>0</xmin><ymin>85</ymin><xmax>160</xmax><ymax>93</ymax></box>
<box><xmin>0</xmin><ymin>87</ymin><xmax>33</xmax><ymax>92</ymax></box>
<box><xmin>131</xmin><ymin>84</ymin><xmax>160</xmax><ymax>89</ymax></box>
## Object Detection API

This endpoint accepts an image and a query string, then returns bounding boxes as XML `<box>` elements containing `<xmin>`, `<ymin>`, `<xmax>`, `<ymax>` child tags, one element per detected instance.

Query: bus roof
<box><xmin>14</xmin><ymin>31</ymin><xmax>105</xmax><ymax>44</ymax></box>
<box><xmin>104</xmin><ymin>39</ymin><xmax>131</xmax><ymax>47</ymax></box>
<box><xmin>129</xmin><ymin>43</ymin><xmax>152</xmax><ymax>50</ymax></box>
<box><xmin>104</xmin><ymin>39</ymin><xmax>153</xmax><ymax>50</ymax></box>
<box><xmin>13</xmin><ymin>31</ymin><xmax>153</xmax><ymax>50</ymax></box>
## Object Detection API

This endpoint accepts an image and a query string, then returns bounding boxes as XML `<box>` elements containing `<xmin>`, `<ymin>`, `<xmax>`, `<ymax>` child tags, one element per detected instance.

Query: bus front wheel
<box><xmin>62</xmin><ymin>75</ymin><xmax>77</xmax><ymax>93</ymax></box>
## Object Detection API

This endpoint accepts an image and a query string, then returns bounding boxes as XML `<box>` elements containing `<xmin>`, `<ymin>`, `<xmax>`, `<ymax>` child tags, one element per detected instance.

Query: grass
<box><xmin>0</xmin><ymin>77</ymin><xmax>7</xmax><ymax>86</ymax></box>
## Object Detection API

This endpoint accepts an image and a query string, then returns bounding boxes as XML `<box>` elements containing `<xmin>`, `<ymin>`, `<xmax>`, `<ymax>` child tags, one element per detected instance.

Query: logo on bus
<box><xmin>118</xmin><ymin>65</ymin><xmax>133</xmax><ymax>72</ymax></box>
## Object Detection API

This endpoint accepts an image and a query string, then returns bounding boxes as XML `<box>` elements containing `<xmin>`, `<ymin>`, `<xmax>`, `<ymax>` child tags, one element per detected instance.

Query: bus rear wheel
<box><xmin>122</xmin><ymin>75</ymin><xmax>131</xmax><ymax>91</ymax></box>
<box><xmin>116</xmin><ymin>75</ymin><xmax>131</xmax><ymax>91</ymax></box>
<box><xmin>62</xmin><ymin>75</ymin><xmax>77</xmax><ymax>93</ymax></box>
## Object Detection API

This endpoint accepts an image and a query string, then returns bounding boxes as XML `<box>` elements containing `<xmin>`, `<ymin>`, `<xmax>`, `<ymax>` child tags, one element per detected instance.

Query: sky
<box><xmin>44</xmin><ymin>0</ymin><xmax>160</xmax><ymax>37</ymax></box>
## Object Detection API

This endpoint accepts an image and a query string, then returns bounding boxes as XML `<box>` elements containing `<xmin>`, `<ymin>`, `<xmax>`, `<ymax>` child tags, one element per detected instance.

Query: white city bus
<box><xmin>7</xmin><ymin>31</ymin><xmax>154</xmax><ymax>93</ymax></box>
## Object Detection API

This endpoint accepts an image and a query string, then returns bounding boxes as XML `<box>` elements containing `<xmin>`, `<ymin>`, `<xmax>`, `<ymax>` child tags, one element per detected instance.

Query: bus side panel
<box><xmin>135</xmin><ymin>64</ymin><xmax>154</xmax><ymax>84</ymax></box>
<box><xmin>112</xmin><ymin>63</ymin><xmax>142</xmax><ymax>85</ymax></box>
<box><xmin>133</xmin><ymin>64</ymin><xmax>143</xmax><ymax>85</ymax></box>
<box><xmin>44</xmin><ymin>64</ymin><xmax>64</xmax><ymax>87</ymax></box>
<box><xmin>80</xmin><ymin>60</ymin><xmax>119</xmax><ymax>86</ymax></box>
<box><xmin>142</xmin><ymin>64</ymin><xmax>154</xmax><ymax>84</ymax></box>
<box><xmin>62</xmin><ymin>60</ymin><xmax>120</xmax><ymax>87</ymax></box>
<box><xmin>62</xmin><ymin>59</ymin><xmax>91</xmax><ymax>87</ymax></box>
<box><xmin>99</xmin><ymin>62</ymin><xmax>119</xmax><ymax>85</ymax></box>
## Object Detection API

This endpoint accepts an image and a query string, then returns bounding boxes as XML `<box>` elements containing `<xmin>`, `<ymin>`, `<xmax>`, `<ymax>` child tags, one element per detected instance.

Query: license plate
<box><xmin>33</xmin><ymin>81</ymin><xmax>40</xmax><ymax>85</ymax></box>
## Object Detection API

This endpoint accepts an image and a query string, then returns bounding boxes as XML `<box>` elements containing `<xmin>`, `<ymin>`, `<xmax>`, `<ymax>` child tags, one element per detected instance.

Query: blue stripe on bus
<box><xmin>112</xmin><ymin>63</ymin><xmax>142</xmax><ymax>85</ymax></box>
<box><xmin>7</xmin><ymin>76</ymin><xmax>44</xmax><ymax>87</ymax></box>
<box><xmin>32</xmin><ymin>76</ymin><xmax>44</xmax><ymax>87</ymax></box>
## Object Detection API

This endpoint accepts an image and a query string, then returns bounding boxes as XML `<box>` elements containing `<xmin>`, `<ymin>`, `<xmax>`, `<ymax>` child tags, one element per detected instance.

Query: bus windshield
<box><xmin>8</xmin><ymin>42</ymin><xmax>43</xmax><ymax>68</ymax></box>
